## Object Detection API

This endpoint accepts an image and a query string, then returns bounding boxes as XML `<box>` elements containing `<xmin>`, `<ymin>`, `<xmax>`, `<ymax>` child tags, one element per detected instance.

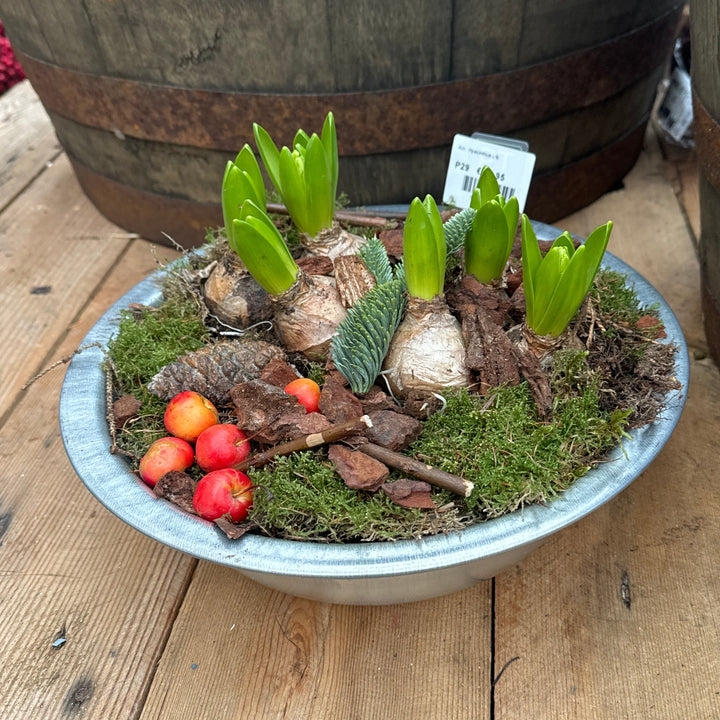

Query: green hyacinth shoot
<box><xmin>228</xmin><ymin>200</ymin><xmax>298</xmax><ymax>296</ymax></box>
<box><xmin>464</xmin><ymin>166</ymin><xmax>519</xmax><ymax>284</ymax></box>
<box><xmin>253</xmin><ymin>112</ymin><xmax>338</xmax><ymax>237</ymax></box>
<box><xmin>403</xmin><ymin>195</ymin><xmax>446</xmax><ymax>301</ymax></box>
<box><xmin>521</xmin><ymin>214</ymin><xmax>612</xmax><ymax>337</ymax></box>
<box><xmin>221</xmin><ymin>144</ymin><xmax>266</xmax><ymax>240</ymax></box>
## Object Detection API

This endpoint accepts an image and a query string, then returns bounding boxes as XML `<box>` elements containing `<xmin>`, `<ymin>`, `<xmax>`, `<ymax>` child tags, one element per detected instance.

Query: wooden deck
<box><xmin>1</xmin><ymin>80</ymin><xmax>718</xmax><ymax>719</ymax></box>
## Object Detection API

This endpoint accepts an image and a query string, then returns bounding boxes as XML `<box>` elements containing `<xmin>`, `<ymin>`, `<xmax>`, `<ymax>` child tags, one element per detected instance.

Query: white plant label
<box><xmin>443</xmin><ymin>133</ymin><xmax>536</xmax><ymax>212</ymax></box>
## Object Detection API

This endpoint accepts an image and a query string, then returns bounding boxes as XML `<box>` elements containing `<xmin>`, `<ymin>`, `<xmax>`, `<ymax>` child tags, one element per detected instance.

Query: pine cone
<box><xmin>147</xmin><ymin>340</ymin><xmax>286</xmax><ymax>407</ymax></box>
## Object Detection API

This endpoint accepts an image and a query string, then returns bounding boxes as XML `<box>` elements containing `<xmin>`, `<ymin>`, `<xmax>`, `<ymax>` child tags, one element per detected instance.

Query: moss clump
<box><xmin>248</xmin><ymin>451</ymin><xmax>461</xmax><ymax>542</ymax></box>
<box><xmin>408</xmin><ymin>362</ymin><xmax>629</xmax><ymax>519</ymax></box>
<box><xmin>108</xmin><ymin>297</ymin><xmax>208</xmax><ymax>392</ymax></box>
<box><xmin>107</xmin><ymin>296</ymin><xmax>209</xmax><ymax>460</ymax></box>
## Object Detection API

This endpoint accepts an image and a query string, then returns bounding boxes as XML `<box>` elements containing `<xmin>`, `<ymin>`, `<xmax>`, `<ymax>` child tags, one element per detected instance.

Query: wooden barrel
<box><xmin>691</xmin><ymin>0</ymin><xmax>720</xmax><ymax>364</ymax></box>
<box><xmin>1</xmin><ymin>0</ymin><xmax>683</xmax><ymax>247</ymax></box>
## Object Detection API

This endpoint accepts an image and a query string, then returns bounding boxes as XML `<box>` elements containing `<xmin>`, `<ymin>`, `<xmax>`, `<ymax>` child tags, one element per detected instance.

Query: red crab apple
<box><xmin>195</xmin><ymin>424</ymin><xmax>251</xmax><ymax>472</ymax></box>
<box><xmin>192</xmin><ymin>468</ymin><xmax>254</xmax><ymax>522</ymax></box>
<box><xmin>138</xmin><ymin>436</ymin><xmax>194</xmax><ymax>487</ymax></box>
<box><xmin>164</xmin><ymin>391</ymin><xmax>219</xmax><ymax>443</ymax></box>
<box><xmin>284</xmin><ymin>377</ymin><xmax>321</xmax><ymax>413</ymax></box>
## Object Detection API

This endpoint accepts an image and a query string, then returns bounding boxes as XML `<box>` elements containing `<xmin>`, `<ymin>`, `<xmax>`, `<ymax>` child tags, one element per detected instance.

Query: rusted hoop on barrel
<box><xmin>17</xmin><ymin>6</ymin><xmax>679</xmax><ymax>155</ymax></box>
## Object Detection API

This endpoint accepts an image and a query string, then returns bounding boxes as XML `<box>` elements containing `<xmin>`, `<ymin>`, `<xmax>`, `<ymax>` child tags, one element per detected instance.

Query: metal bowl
<box><xmin>59</xmin><ymin>222</ymin><xmax>689</xmax><ymax>604</ymax></box>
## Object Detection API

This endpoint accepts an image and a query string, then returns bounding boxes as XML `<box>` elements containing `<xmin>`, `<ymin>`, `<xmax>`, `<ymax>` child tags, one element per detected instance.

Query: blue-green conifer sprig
<box><xmin>330</xmin><ymin>278</ymin><xmax>406</xmax><ymax>394</ymax></box>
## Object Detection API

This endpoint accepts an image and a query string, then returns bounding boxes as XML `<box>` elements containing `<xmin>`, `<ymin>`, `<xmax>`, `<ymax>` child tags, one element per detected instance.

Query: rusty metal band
<box><xmin>693</xmin><ymin>91</ymin><xmax>720</xmax><ymax>194</ymax></box>
<box><xmin>18</xmin><ymin>5</ymin><xmax>681</xmax><ymax>156</ymax></box>
<box><xmin>67</xmin><ymin>123</ymin><xmax>646</xmax><ymax>249</ymax></box>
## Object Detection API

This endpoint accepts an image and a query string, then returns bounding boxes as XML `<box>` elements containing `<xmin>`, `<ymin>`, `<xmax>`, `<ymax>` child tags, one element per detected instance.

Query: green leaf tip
<box><xmin>521</xmin><ymin>214</ymin><xmax>612</xmax><ymax>337</ymax></box>
<box><xmin>253</xmin><ymin>112</ymin><xmax>338</xmax><ymax>237</ymax></box>
<box><xmin>464</xmin><ymin>189</ymin><xmax>519</xmax><ymax>284</ymax></box>
<box><xmin>403</xmin><ymin>195</ymin><xmax>446</xmax><ymax>301</ymax></box>
<box><xmin>221</xmin><ymin>144</ymin><xmax>266</xmax><ymax>239</ymax></box>
<box><xmin>228</xmin><ymin>200</ymin><xmax>298</xmax><ymax>296</ymax></box>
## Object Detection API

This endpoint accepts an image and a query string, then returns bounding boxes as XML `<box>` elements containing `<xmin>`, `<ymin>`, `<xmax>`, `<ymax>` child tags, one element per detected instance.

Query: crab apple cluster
<box><xmin>138</xmin><ymin>391</ymin><xmax>253</xmax><ymax>522</ymax></box>
<box><xmin>137</xmin><ymin>375</ymin><xmax>321</xmax><ymax>524</ymax></box>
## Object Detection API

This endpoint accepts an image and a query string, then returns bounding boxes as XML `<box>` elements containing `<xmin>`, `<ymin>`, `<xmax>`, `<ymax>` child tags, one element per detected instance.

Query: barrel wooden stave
<box><xmin>0</xmin><ymin>0</ymin><xmax>684</xmax><ymax>245</ymax></box>
<box><xmin>690</xmin><ymin>0</ymin><xmax>720</xmax><ymax>363</ymax></box>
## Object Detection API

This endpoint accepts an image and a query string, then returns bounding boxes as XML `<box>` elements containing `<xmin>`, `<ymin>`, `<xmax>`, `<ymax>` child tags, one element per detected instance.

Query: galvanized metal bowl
<box><xmin>59</xmin><ymin>223</ymin><xmax>689</xmax><ymax>605</ymax></box>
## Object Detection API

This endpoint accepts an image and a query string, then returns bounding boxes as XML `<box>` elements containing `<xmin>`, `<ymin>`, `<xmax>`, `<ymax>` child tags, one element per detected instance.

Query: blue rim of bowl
<box><xmin>59</xmin><ymin>221</ymin><xmax>690</xmax><ymax>580</ymax></box>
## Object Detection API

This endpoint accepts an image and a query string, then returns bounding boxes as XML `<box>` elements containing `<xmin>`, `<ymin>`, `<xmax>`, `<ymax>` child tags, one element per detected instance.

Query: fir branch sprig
<box><xmin>359</xmin><ymin>236</ymin><xmax>395</xmax><ymax>284</ymax></box>
<box><xmin>330</xmin><ymin>278</ymin><xmax>406</xmax><ymax>394</ymax></box>
<box><xmin>444</xmin><ymin>207</ymin><xmax>476</xmax><ymax>254</ymax></box>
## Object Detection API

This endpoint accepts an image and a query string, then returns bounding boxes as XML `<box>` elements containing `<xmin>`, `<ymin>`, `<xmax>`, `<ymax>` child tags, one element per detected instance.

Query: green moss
<box><xmin>248</xmin><ymin>451</ymin><xmax>458</xmax><ymax>542</ymax></box>
<box><xmin>408</xmin><ymin>377</ymin><xmax>629</xmax><ymax>519</ymax></box>
<box><xmin>108</xmin><ymin>297</ymin><xmax>208</xmax><ymax>391</ymax></box>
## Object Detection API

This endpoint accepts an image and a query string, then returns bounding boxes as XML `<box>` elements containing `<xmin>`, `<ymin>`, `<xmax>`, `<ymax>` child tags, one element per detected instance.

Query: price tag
<box><xmin>442</xmin><ymin>133</ymin><xmax>536</xmax><ymax>212</ymax></box>
<box><xmin>656</xmin><ymin>67</ymin><xmax>693</xmax><ymax>144</ymax></box>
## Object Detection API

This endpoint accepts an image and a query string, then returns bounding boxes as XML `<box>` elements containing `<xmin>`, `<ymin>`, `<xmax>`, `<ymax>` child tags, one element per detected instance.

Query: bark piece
<box><xmin>360</xmin><ymin>386</ymin><xmax>398</xmax><ymax>414</ymax></box>
<box><xmin>636</xmin><ymin>314</ymin><xmax>667</xmax><ymax>339</ymax></box>
<box><xmin>381</xmin><ymin>479</ymin><xmax>437</xmax><ymax>509</ymax></box>
<box><xmin>365</xmin><ymin>410</ymin><xmax>423</xmax><ymax>451</ymax></box>
<box><xmin>259</xmin><ymin>357</ymin><xmax>300</xmax><ymax>388</ymax></box>
<box><xmin>319</xmin><ymin>373</ymin><xmax>364</xmax><ymax>423</ymax></box>
<box><xmin>328</xmin><ymin>444</ymin><xmax>389</xmax><ymax>491</ymax></box>
<box><xmin>153</xmin><ymin>470</ymin><xmax>196</xmax><ymax>514</ymax></box>
<box><xmin>113</xmin><ymin>395</ymin><xmax>141</xmax><ymax>429</ymax></box>
<box><xmin>402</xmin><ymin>389</ymin><xmax>441</xmax><ymax>419</ymax></box>
<box><xmin>378</xmin><ymin>227</ymin><xmax>404</xmax><ymax>258</ymax></box>
<box><xmin>333</xmin><ymin>254</ymin><xmax>377</xmax><ymax>308</ymax></box>
<box><xmin>296</xmin><ymin>255</ymin><xmax>334</xmax><ymax>276</ymax></box>
<box><xmin>230</xmin><ymin>380</ymin><xmax>306</xmax><ymax>444</ymax></box>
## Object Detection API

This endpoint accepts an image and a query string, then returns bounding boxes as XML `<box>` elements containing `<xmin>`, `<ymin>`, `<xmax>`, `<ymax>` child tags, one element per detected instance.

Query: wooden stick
<box><xmin>234</xmin><ymin>415</ymin><xmax>373</xmax><ymax>472</ymax></box>
<box><xmin>266</xmin><ymin>202</ymin><xmax>395</xmax><ymax>229</ymax></box>
<box><xmin>359</xmin><ymin>443</ymin><xmax>474</xmax><ymax>498</ymax></box>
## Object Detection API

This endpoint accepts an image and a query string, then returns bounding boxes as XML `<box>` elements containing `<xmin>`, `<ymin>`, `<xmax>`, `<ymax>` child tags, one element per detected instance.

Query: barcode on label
<box><xmin>462</xmin><ymin>174</ymin><xmax>516</xmax><ymax>199</ymax></box>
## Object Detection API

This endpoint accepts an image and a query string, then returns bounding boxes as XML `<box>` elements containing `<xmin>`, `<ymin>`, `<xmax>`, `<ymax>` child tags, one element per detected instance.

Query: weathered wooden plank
<box><xmin>493</xmin><ymin>358</ymin><xmax>720</xmax><ymax>720</ymax></box>
<box><xmin>0</xmin><ymin>237</ymin><xmax>192</xmax><ymax>719</ymax></box>
<box><xmin>140</xmin><ymin>562</ymin><xmax>492</xmax><ymax>720</ymax></box>
<box><xmin>0</xmin><ymin>152</ymin><xmax>145</xmax><ymax>421</ymax></box>
<box><xmin>493</xmin><ymin>129</ymin><xmax>720</xmax><ymax>719</ymax></box>
<box><xmin>0</xmin><ymin>80</ymin><xmax>60</xmax><ymax>212</ymax></box>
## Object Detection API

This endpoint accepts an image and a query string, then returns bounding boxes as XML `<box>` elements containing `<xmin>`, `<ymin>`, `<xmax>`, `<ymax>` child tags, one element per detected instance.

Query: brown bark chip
<box><xmin>296</xmin><ymin>255</ymin><xmax>334</xmax><ymax>276</ymax></box>
<box><xmin>230</xmin><ymin>380</ymin><xmax>306</xmax><ymax>444</ymax></box>
<box><xmin>328</xmin><ymin>444</ymin><xmax>389</xmax><ymax>491</ymax></box>
<box><xmin>319</xmin><ymin>372</ymin><xmax>364</xmax><ymax>423</ymax></box>
<box><xmin>258</xmin><ymin>357</ymin><xmax>301</xmax><ymax>388</ymax></box>
<box><xmin>365</xmin><ymin>410</ymin><xmax>423</xmax><ymax>451</ymax></box>
<box><xmin>378</xmin><ymin>228</ymin><xmax>404</xmax><ymax>258</ymax></box>
<box><xmin>381</xmin><ymin>479</ymin><xmax>437</xmax><ymax>509</ymax></box>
